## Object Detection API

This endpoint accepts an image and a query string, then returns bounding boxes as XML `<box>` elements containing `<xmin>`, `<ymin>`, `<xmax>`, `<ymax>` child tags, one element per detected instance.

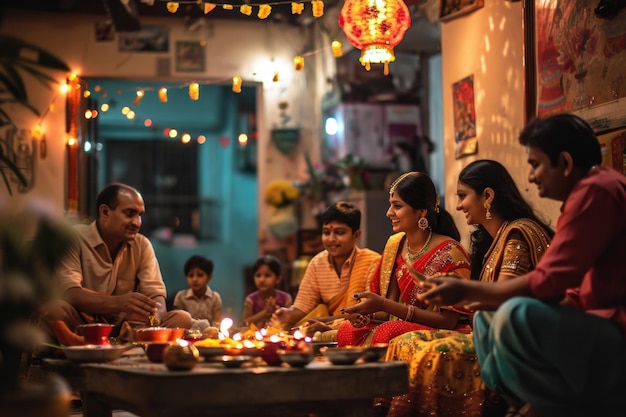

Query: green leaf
<box><xmin>0</xmin><ymin>35</ymin><xmax>71</xmax><ymax>72</ymax></box>
<box><xmin>0</xmin><ymin>146</ymin><xmax>27</xmax><ymax>192</ymax></box>
<box><xmin>14</xmin><ymin>61</ymin><xmax>60</xmax><ymax>89</ymax></box>
<box><xmin>0</xmin><ymin>64</ymin><xmax>27</xmax><ymax>101</ymax></box>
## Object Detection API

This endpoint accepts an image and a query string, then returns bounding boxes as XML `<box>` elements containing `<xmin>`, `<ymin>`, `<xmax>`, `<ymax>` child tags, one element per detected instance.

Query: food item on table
<box><xmin>312</xmin><ymin>329</ymin><xmax>337</xmax><ymax>343</ymax></box>
<box><xmin>162</xmin><ymin>344</ymin><xmax>199</xmax><ymax>371</ymax></box>
<box><xmin>202</xmin><ymin>326</ymin><xmax>220</xmax><ymax>339</ymax></box>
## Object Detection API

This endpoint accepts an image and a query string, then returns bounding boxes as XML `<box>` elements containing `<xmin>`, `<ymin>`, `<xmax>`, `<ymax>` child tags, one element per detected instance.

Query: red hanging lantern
<box><xmin>338</xmin><ymin>0</ymin><xmax>411</xmax><ymax>75</ymax></box>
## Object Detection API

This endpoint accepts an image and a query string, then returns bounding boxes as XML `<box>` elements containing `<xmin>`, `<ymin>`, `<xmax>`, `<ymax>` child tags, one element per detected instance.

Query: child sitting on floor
<box><xmin>242</xmin><ymin>255</ymin><xmax>292</xmax><ymax>328</ymax></box>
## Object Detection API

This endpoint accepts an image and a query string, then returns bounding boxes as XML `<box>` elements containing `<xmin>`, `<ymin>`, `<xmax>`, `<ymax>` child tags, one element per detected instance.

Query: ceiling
<box><xmin>3</xmin><ymin>0</ymin><xmax>441</xmax><ymax>103</ymax></box>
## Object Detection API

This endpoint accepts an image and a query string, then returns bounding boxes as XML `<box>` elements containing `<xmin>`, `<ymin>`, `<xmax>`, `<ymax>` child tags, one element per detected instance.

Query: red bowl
<box><xmin>169</xmin><ymin>327</ymin><xmax>186</xmax><ymax>342</ymax></box>
<box><xmin>135</xmin><ymin>327</ymin><xmax>173</xmax><ymax>343</ymax></box>
<box><xmin>145</xmin><ymin>342</ymin><xmax>171</xmax><ymax>363</ymax></box>
<box><xmin>76</xmin><ymin>323</ymin><xmax>114</xmax><ymax>345</ymax></box>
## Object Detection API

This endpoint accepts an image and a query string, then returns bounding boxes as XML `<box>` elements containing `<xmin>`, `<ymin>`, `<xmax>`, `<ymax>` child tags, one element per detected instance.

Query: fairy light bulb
<box><xmin>159</xmin><ymin>87</ymin><xmax>168</xmax><ymax>102</ymax></box>
<box><xmin>232</xmin><ymin>76</ymin><xmax>242</xmax><ymax>93</ymax></box>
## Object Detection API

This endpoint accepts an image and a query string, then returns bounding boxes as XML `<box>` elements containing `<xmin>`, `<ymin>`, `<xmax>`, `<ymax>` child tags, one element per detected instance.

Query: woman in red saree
<box><xmin>337</xmin><ymin>172</ymin><xmax>471</xmax><ymax>347</ymax></box>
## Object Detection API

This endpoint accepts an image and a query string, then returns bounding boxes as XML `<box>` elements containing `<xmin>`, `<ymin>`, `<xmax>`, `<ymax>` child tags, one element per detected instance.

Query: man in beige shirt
<box><xmin>271</xmin><ymin>202</ymin><xmax>380</xmax><ymax>335</ymax></box>
<box><xmin>40</xmin><ymin>183</ymin><xmax>191</xmax><ymax>343</ymax></box>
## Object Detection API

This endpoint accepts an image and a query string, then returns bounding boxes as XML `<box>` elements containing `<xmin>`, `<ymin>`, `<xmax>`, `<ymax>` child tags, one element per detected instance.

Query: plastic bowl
<box><xmin>321</xmin><ymin>346</ymin><xmax>365</xmax><ymax>365</ymax></box>
<box><xmin>277</xmin><ymin>350</ymin><xmax>314</xmax><ymax>368</ymax></box>
<box><xmin>135</xmin><ymin>327</ymin><xmax>173</xmax><ymax>343</ymax></box>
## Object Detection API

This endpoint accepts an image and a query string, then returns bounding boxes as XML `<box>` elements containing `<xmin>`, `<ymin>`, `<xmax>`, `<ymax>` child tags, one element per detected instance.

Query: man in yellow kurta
<box><xmin>271</xmin><ymin>202</ymin><xmax>380</xmax><ymax>337</ymax></box>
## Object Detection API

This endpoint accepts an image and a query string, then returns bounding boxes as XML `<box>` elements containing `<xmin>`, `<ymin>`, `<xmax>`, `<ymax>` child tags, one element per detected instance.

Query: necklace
<box><xmin>405</xmin><ymin>229</ymin><xmax>433</xmax><ymax>261</ymax></box>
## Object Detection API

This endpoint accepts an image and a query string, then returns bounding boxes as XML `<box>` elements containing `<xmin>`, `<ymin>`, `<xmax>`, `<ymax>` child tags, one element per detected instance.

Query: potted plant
<box><xmin>0</xmin><ymin>205</ymin><xmax>75</xmax><ymax>414</ymax></box>
<box><xmin>0</xmin><ymin>35</ymin><xmax>70</xmax><ymax>195</ymax></box>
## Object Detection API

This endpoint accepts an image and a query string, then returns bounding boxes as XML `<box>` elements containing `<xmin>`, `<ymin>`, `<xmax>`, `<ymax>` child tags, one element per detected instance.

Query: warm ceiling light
<box><xmin>338</xmin><ymin>0</ymin><xmax>411</xmax><ymax>75</ymax></box>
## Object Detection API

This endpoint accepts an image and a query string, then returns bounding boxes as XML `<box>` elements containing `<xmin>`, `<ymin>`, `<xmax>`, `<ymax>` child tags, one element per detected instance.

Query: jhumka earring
<box><xmin>484</xmin><ymin>202</ymin><xmax>492</xmax><ymax>220</ymax></box>
<box><xmin>418</xmin><ymin>217</ymin><xmax>429</xmax><ymax>230</ymax></box>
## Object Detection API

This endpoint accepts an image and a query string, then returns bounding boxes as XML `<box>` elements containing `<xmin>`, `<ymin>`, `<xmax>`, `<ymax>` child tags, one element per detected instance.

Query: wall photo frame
<box><xmin>452</xmin><ymin>75</ymin><xmax>478</xmax><ymax>159</ymax></box>
<box><xmin>440</xmin><ymin>0</ymin><xmax>484</xmax><ymax>22</ymax></box>
<box><xmin>524</xmin><ymin>1</ymin><xmax>626</xmax><ymax>132</ymax></box>
<box><xmin>118</xmin><ymin>26</ymin><xmax>169</xmax><ymax>52</ymax></box>
<box><xmin>175</xmin><ymin>41</ymin><xmax>206</xmax><ymax>72</ymax></box>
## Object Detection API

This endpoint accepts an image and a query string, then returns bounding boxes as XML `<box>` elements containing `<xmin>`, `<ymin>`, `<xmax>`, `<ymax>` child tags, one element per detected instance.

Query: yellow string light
<box><xmin>232</xmin><ymin>75</ymin><xmax>242</xmax><ymax>93</ymax></box>
<box><xmin>133</xmin><ymin>89</ymin><xmax>145</xmax><ymax>106</ymax></box>
<box><xmin>159</xmin><ymin>87</ymin><xmax>168</xmax><ymax>102</ymax></box>
<box><xmin>311</xmin><ymin>0</ymin><xmax>324</xmax><ymax>17</ymax></box>
<box><xmin>223</xmin><ymin>4</ymin><xmax>234</xmax><ymax>9</ymax></box>
<box><xmin>240</xmin><ymin>4</ymin><xmax>252</xmax><ymax>15</ymax></box>
<box><xmin>166</xmin><ymin>2</ymin><xmax>179</xmax><ymax>13</ymax></box>
<box><xmin>331</xmin><ymin>41</ymin><xmax>343</xmax><ymax>57</ymax></box>
<box><xmin>258</xmin><ymin>4</ymin><xmax>271</xmax><ymax>18</ymax></box>
<box><xmin>293</xmin><ymin>55</ymin><xmax>304</xmax><ymax>71</ymax></box>
<box><xmin>291</xmin><ymin>2</ymin><xmax>304</xmax><ymax>14</ymax></box>
<box><xmin>189</xmin><ymin>82</ymin><xmax>199</xmax><ymax>100</ymax></box>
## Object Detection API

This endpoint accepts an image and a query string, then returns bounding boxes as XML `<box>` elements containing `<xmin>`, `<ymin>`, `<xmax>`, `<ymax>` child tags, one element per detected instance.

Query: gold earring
<box><xmin>484</xmin><ymin>202</ymin><xmax>492</xmax><ymax>220</ymax></box>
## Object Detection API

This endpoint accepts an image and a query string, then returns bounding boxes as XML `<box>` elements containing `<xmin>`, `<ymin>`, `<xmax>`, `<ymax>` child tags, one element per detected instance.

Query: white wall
<box><xmin>440</xmin><ymin>1</ymin><xmax>561</xmax><ymax>247</ymax></box>
<box><xmin>1</xmin><ymin>10</ymin><xmax>328</xmax><ymax>235</ymax></box>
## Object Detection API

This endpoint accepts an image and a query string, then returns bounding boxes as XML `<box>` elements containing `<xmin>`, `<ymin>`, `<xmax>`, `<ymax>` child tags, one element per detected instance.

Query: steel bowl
<box><xmin>362</xmin><ymin>343</ymin><xmax>389</xmax><ymax>362</ymax></box>
<box><xmin>320</xmin><ymin>346</ymin><xmax>365</xmax><ymax>365</ymax></box>
<box><xmin>277</xmin><ymin>349</ymin><xmax>314</xmax><ymax>368</ymax></box>
<box><xmin>62</xmin><ymin>344</ymin><xmax>132</xmax><ymax>363</ymax></box>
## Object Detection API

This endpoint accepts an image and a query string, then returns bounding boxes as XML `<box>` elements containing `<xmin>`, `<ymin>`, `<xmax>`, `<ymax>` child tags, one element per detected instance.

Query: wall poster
<box><xmin>452</xmin><ymin>74</ymin><xmax>477</xmax><ymax>159</ymax></box>
<box><xmin>525</xmin><ymin>1</ymin><xmax>626</xmax><ymax>132</ymax></box>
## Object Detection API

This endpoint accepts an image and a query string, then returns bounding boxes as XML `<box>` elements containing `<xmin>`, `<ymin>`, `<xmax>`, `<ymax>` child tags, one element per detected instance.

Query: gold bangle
<box><xmin>405</xmin><ymin>305</ymin><xmax>414</xmax><ymax>322</ymax></box>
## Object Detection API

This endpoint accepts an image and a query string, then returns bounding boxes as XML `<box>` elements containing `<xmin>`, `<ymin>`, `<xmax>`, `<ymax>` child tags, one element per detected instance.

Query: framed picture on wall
<box><xmin>524</xmin><ymin>0</ymin><xmax>626</xmax><ymax>132</ymax></box>
<box><xmin>440</xmin><ymin>0</ymin><xmax>484</xmax><ymax>22</ymax></box>
<box><xmin>452</xmin><ymin>75</ymin><xmax>478</xmax><ymax>159</ymax></box>
<box><xmin>598</xmin><ymin>127</ymin><xmax>626</xmax><ymax>176</ymax></box>
<box><xmin>175</xmin><ymin>41</ymin><xmax>205</xmax><ymax>72</ymax></box>
<box><xmin>118</xmin><ymin>26</ymin><xmax>169</xmax><ymax>52</ymax></box>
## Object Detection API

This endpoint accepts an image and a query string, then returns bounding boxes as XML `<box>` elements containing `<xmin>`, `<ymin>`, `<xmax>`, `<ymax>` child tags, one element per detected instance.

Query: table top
<box><xmin>45</xmin><ymin>347</ymin><xmax>409</xmax><ymax>417</ymax></box>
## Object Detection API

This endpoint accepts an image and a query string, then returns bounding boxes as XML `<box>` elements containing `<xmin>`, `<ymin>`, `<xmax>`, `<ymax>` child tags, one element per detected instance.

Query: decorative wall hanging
<box><xmin>524</xmin><ymin>0</ymin><xmax>626</xmax><ymax>132</ymax></box>
<box><xmin>452</xmin><ymin>74</ymin><xmax>478</xmax><ymax>159</ymax></box>
<box><xmin>440</xmin><ymin>0</ymin><xmax>484</xmax><ymax>22</ymax></box>
<box><xmin>118</xmin><ymin>26</ymin><xmax>169</xmax><ymax>52</ymax></box>
<box><xmin>176</xmin><ymin>41</ymin><xmax>206</xmax><ymax>72</ymax></box>
<box><xmin>270</xmin><ymin>128</ymin><xmax>300</xmax><ymax>155</ymax></box>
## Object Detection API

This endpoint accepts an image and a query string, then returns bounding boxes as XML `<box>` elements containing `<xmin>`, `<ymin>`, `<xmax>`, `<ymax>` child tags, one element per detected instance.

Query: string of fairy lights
<box><xmin>31</xmin><ymin>0</ymin><xmax>354</xmax><ymax>148</ymax></box>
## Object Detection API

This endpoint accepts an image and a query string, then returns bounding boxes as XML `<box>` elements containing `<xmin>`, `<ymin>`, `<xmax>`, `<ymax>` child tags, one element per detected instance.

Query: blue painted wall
<box><xmin>90</xmin><ymin>79</ymin><xmax>258</xmax><ymax>325</ymax></box>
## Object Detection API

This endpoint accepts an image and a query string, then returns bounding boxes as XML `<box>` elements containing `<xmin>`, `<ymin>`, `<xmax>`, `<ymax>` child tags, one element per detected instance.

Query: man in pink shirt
<box><xmin>419</xmin><ymin>114</ymin><xmax>626</xmax><ymax>417</ymax></box>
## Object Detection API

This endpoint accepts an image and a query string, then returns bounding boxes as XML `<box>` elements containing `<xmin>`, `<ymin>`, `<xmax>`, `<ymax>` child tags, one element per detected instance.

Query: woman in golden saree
<box><xmin>337</xmin><ymin>171</ymin><xmax>471</xmax><ymax>347</ymax></box>
<box><xmin>384</xmin><ymin>160</ymin><xmax>554</xmax><ymax>417</ymax></box>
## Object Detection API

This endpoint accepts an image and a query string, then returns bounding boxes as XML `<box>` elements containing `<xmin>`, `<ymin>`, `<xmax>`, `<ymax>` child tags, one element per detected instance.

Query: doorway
<box><xmin>82</xmin><ymin>78</ymin><xmax>260</xmax><ymax>322</ymax></box>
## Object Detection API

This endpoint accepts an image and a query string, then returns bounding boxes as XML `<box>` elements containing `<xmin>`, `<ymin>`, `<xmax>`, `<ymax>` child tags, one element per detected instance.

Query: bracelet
<box><xmin>405</xmin><ymin>305</ymin><xmax>415</xmax><ymax>322</ymax></box>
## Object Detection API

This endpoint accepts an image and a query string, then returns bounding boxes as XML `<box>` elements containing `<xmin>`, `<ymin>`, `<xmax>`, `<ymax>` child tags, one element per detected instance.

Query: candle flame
<box><xmin>220</xmin><ymin>317</ymin><xmax>234</xmax><ymax>336</ymax></box>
